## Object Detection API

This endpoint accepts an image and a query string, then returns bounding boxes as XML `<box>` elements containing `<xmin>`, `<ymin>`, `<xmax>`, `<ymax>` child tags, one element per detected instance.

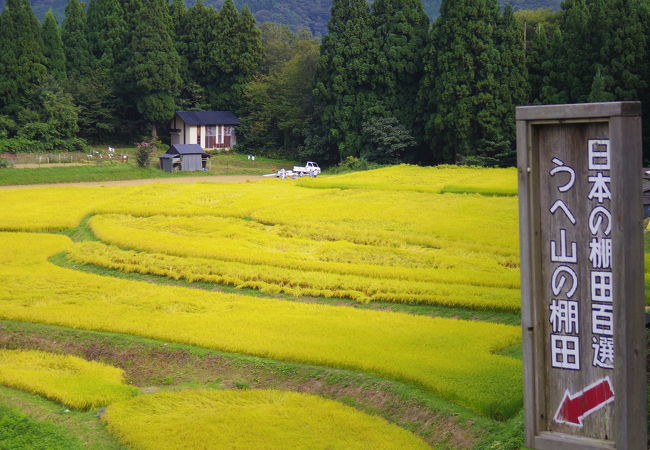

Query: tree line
<box><xmin>0</xmin><ymin>0</ymin><xmax>648</xmax><ymax>165</ymax></box>
<box><xmin>310</xmin><ymin>0</ymin><xmax>650</xmax><ymax>166</ymax></box>
<box><xmin>0</xmin><ymin>0</ymin><xmax>262</xmax><ymax>152</ymax></box>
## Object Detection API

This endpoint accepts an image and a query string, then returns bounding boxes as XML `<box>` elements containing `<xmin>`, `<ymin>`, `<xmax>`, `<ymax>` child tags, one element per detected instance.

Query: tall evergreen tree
<box><xmin>556</xmin><ymin>0</ymin><xmax>592</xmax><ymax>101</ymax></box>
<box><xmin>471</xmin><ymin>0</ymin><xmax>509</xmax><ymax>165</ymax></box>
<box><xmin>599</xmin><ymin>0</ymin><xmax>649</xmax><ymax>162</ymax></box>
<box><xmin>194</xmin><ymin>0</ymin><xmax>262</xmax><ymax>110</ymax></box>
<box><xmin>419</xmin><ymin>0</ymin><xmax>505</xmax><ymax>164</ymax></box>
<box><xmin>0</xmin><ymin>0</ymin><xmax>47</xmax><ymax>116</ymax></box>
<box><xmin>61</xmin><ymin>0</ymin><xmax>91</xmax><ymax>79</ymax></box>
<box><xmin>86</xmin><ymin>0</ymin><xmax>127</xmax><ymax>65</ymax></box>
<box><xmin>41</xmin><ymin>10</ymin><xmax>67</xmax><ymax>81</ymax></box>
<box><xmin>312</xmin><ymin>0</ymin><xmax>378</xmax><ymax>162</ymax></box>
<box><xmin>123</xmin><ymin>0</ymin><xmax>181</xmax><ymax>136</ymax></box>
<box><xmin>169</xmin><ymin>0</ymin><xmax>187</xmax><ymax>39</ymax></box>
<box><xmin>179</xmin><ymin>0</ymin><xmax>219</xmax><ymax>85</ymax></box>
<box><xmin>229</xmin><ymin>6</ymin><xmax>263</xmax><ymax>107</ymax></box>
<box><xmin>526</xmin><ymin>23</ymin><xmax>552</xmax><ymax>103</ymax></box>
<box><xmin>587</xmin><ymin>66</ymin><xmax>614</xmax><ymax>102</ymax></box>
<box><xmin>173</xmin><ymin>0</ymin><xmax>209</xmax><ymax>110</ymax></box>
<box><xmin>419</xmin><ymin>1</ymin><xmax>470</xmax><ymax>163</ymax></box>
<box><xmin>599</xmin><ymin>0</ymin><xmax>647</xmax><ymax>101</ymax></box>
<box><xmin>371</xmin><ymin>0</ymin><xmax>429</xmax><ymax>134</ymax></box>
<box><xmin>208</xmin><ymin>0</ymin><xmax>239</xmax><ymax>108</ymax></box>
<box><xmin>537</xmin><ymin>27</ymin><xmax>566</xmax><ymax>104</ymax></box>
<box><xmin>492</xmin><ymin>4</ymin><xmax>528</xmax><ymax>165</ymax></box>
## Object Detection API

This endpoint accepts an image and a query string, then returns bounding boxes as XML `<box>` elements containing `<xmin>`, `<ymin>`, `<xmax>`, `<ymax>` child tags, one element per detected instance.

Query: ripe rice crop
<box><xmin>0</xmin><ymin>186</ymin><xmax>127</xmax><ymax>232</ymax></box>
<box><xmin>68</xmin><ymin>240</ymin><xmax>520</xmax><ymax>311</ymax></box>
<box><xmin>249</xmin><ymin>188</ymin><xmax>520</xmax><ymax>256</ymax></box>
<box><xmin>0</xmin><ymin>233</ymin><xmax>522</xmax><ymax>419</ymax></box>
<box><xmin>0</xmin><ymin>349</ymin><xmax>138</xmax><ymax>409</ymax></box>
<box><xmin>103</xmin><ymin>389</ymin><xmax>429</xmax><ymax>449</ymax></box>
<box><xmin>85</xmin><ymin>207</ymin><xmax>520</xmax><ymax>311</ymax></box>
<box><xmin>0</xmin><ymin>167</ymin><xmax>523</xmax><ymax>311</ymax></box>
<box><xmin>296</xmin><ymin>164</ymin><xmax>518</xmax><ymax>196</ymax></box>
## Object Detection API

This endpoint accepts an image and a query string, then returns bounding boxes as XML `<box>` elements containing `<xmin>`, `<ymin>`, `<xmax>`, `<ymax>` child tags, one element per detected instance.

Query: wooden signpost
<box><xmin>516</xmin><ymin>102</ymin><xmax>647</xmax><ymax>449</ymax></box>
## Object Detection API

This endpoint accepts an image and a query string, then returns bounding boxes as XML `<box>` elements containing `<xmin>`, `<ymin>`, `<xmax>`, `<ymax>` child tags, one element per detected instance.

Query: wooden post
<box><xmin>516</xmin><ymin>102</ymin><xmax>646</xmax><ymax>449</ymax></box>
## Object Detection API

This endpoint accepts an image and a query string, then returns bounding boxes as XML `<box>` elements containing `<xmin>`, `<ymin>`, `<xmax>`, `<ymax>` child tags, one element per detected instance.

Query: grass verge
<box><xmin>0</xmin><ymin>385</ymin><xmax>123</xmax><ymax>449</ymax></box>
<box><xmin>0</xmin><ymin>164</ymin><xmax>210</xmax><ymax>186</ymax></box>
<box><xmin>0</xmin><ymin>154</ymin><xmax>297</xmax><ymax>186</ymax></box>
<box><xmin>0</xmin><ymin>403</ymin><xmax>85</xmax><ymax>450</ymax></box>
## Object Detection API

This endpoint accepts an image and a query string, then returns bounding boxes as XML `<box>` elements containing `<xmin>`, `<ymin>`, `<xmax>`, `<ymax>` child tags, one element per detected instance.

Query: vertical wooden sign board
<box><xmin>516</xmin><ymin>102</ymin><xmax>647</xmax><ymax>450</ymax></box>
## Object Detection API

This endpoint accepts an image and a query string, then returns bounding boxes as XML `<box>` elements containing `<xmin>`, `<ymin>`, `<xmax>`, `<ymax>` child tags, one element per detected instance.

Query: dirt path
<box><xmin>0</xmin><ymin>175</ymin><xmax>265</xmax><ymax>189</ymax></box>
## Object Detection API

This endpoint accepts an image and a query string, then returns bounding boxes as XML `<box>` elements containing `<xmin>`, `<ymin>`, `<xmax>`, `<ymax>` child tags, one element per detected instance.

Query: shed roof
<box><xmin>176</xmin><ymin>111</ymin><xmax>240</xmax><ymax>125</ymax></box>
<box><xmin>166</xmin><ymin>144</ymin><xmax>205</xmax><ymax>155</ymax></box>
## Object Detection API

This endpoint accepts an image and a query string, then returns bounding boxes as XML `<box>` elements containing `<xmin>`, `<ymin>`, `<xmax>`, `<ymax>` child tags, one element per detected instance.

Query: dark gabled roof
<box><xmin>176</xmin><ymin>110</ymin><xmax>240</xmax><ymax>126</ymax></box>
<box><xmin>166</xmin><ymin>144</ymin><xmax>204</xmax><ymax>155</ymax></box>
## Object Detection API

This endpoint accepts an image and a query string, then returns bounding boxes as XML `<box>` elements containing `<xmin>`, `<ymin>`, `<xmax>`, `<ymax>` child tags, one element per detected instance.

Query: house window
<box><xmin>217</xmin><ymin>126</ymin><xmax>223</xmax><ymax>144</ymax></box>
<box><xmin>205</xmin><ymin>126</ymin><xmax>216</xmax><ymax>148</ymax></box>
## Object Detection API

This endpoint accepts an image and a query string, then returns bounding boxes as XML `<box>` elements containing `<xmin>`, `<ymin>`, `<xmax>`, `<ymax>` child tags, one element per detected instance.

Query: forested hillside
<box><xmin>1</xmin><ymin>0</ymin><xmax>648</xmax><ymax>166</ymax></box>
<box><xmin>2</xmin><ymin>0</ymin><xmax>562</xmax><ymax>35</ymax></box>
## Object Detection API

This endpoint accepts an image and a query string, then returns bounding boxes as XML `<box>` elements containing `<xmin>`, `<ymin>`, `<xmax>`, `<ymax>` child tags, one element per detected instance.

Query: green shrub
<box><xmin>18</xmin><ymin>122</ymin><xmax>58</xmax><ymax>142</ymax></box>
<box><xmin>0</xmin><ymin>158</ymin><xmax>12</xmax><ymax>168</ymax></box>
<box><xmin>361</xmin><ymin>117</ymin><xmax>416</xmax><ymax>164</ymax></box>
<box><xmin>0</xmin><ymin>138</ymin><xmax>42</xmax><ymax>153</ymax></box>
<box><xmin>135</xmin><ymin>139</ymin><xmax>160</xmax><ymax>168</ymax></box>
<box><xmin>0</xmin><ymin>115</ymin><xmax>16</xmax><ymax>139</ymax></box>
<box><xmin>56</xmin><ymin>138</ymin><xmax>89</xmax><ymax>153</ymax></box>
<box><xmin>328</xmin><ymin>156</ymin><xmax>382</xmax><ymax>174</ymax></box>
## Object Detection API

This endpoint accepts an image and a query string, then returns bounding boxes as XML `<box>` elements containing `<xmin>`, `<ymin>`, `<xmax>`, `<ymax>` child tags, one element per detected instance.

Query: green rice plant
<box><xmin>0</xmin><ymin>349</ymin><xmax>139</xmax><ymax>410</ymax></box>
<box><xmin>0</xmin><ymin>233</ymin><xmax>522</xmax><ymax>419</ymax></box>
<box><xmin>103</xmin><ymin>389</ymin><xmax>429</xmax><ymax>449</ymax></box>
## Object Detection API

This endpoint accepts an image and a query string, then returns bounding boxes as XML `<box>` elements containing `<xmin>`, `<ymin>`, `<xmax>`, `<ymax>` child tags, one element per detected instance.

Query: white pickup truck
<box><xmin>292</xmin><ymin>161</ymin><xmax>321</xmax><ymax>176</ymax></box>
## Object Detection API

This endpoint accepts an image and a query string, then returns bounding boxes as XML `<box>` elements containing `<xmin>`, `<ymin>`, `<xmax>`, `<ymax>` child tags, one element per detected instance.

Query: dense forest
<box><xmin>1</xmin><ymin>0</ymin><xmax>562</xmax><ymax>35</ymax></box>
<box><xmin>0</xmin><ymin>0</ymin><xmax>648</xmax><ymax>166</ymax></box>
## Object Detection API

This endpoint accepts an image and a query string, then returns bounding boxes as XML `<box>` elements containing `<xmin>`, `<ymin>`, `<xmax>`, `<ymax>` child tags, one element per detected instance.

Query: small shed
<box><xmin>159</xmin><ymin>144</ymin><xmax>210</xmax><ymax>172</ymax></box>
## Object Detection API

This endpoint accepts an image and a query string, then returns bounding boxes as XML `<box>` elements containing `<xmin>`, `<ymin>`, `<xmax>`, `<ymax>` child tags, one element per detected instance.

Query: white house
<box><xmin>170</xmin><ymin>111</ymin><xmax>240</xmax><ymax>150</ymax></box>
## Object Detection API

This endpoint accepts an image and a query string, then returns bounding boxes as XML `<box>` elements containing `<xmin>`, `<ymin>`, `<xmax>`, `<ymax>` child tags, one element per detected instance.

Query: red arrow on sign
<box><xmin>554</xmin><ymin>377</ymin><xmax>615</xmax><ymax>427</ymax></box>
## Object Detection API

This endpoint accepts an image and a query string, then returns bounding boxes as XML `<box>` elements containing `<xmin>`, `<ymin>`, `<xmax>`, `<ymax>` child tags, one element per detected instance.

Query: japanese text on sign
<box><xmin>547</xmin><ymin>139</ymin><xmax>615</xmax><ymax>372</ymax></box>
<box><xmin>548</xmin><ymin>157</ymin><xmax>580</xmax><ymax>370</ymax></box>
<box><xmin>588</xmin><ymin>140</ymin><xmax>614</xmax><ymax>370</ymax></box>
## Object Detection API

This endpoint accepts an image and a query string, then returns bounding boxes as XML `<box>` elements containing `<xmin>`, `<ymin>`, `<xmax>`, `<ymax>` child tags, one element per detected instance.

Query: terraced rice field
<box><xmin>0</xmin><ymin>350</ymin><xmax>138</xmax><ymax>409</ymax></box>
<box><xmin>0</xmin><ymin>165</ymin><xmax>534</xmax><ymax>448</ymax></box>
